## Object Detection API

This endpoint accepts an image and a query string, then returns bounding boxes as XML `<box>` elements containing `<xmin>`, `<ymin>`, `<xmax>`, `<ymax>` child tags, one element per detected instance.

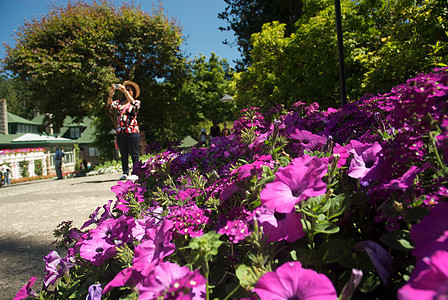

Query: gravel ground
<box><xmin>0</xmin><ymin>173</ymin><xmax>120</xmax><ymax>299</ymax></box>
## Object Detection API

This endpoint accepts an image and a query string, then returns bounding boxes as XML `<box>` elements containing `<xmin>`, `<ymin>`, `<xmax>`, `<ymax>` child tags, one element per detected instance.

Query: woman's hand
<box><xmin>116</xmin><ymin>84</ymin><xmax>126</xmax><ymax>93</ymax></box>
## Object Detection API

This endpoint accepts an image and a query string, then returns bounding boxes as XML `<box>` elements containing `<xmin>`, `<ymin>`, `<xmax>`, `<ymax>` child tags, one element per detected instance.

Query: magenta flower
<box><xmin>111</xmin><ymin>180</ymin><xmax>146</xmax><ymax>212</ymax></box>
<box><xmin>289</xmin><ymin>129</ymin><xmax>327</xmax><ymax>153</ymax></box>
<box><xmin>168</xmin><ymin>204</ymin><xmax>210</xmax><ymax>238</ymax></box>
<box><xmin>103</xmin><ymin>267</ymin><xmax>144</xmax><ymax>294</ymax></box>
<box><xmin>410</xmin><ymin>202</ymin><xmax>448</xmax><ymax>276</ymax></box>
<box><xmin>79</xmin><ymin>237</ymin><xmax>117</xmax><ymax>266</ymax></box>
<box><xmin>230</xmin><ymin>154</ymin><xmax>274</xmax><ymax>181</ymax></box>
<box><xmin>369</xmin><ymin>163</ymin><xmax>430</xmax><ymax>193</ymax></box>
<box><xmin>255</xmin><ymin>206</ymin><xmax>305</xmax><ymax>243</ymax></box>
<box><xmin>132</xmin><ymin>207</ymin><xmax>163</xmax><ymax>241</ymax></box>
<box><xmin>14</xmin><ymin>277</ymin><xmax>38</xmax><ymax>300</ymax></box>
<box><xmin>253</xmin><ymin>261</ymin><xmax>337</xmax><ymax>299</ymax></box>
<box><xmin>347</xmin><ymin>141</ymin><xmax>382</xmax><ymax>184</ymax></box>
<box><xmin>89</xmin><ymin>217</ymin><xmax>116</xmax><ymax>242</ymax></box>
<box><xmin>216</xmin><ymin>206</ymin><xmax>253</xmax><ymax>244</ymax></box>
<box><xmin>13</xmin><ymin>277</ymin><xmax>37</xmax><ymax>300</ymax></box>
<box><xmin>398</xmin><ymin>250</ymin><xmax>448</xmax><ymax>300</ymax></box>
<box><xmin>411</xmin><ymin>202</ymin><xmax>448</xmax><ymax>259</ymax></box>
<box><xmin>132</xmin><ymin>219</ymin><xmax>175</xmax><ymax>276</ymax></box>
<box><xmin>260</xmin><ymin>155</ymin><xmax>328</xmax><ymax>213</ymax></box>
<box><xmin>138</xmin><ymin>261</ymin><xmax>206</xmax><ymax>300</ymax></box>
<box><xmin>353</xmin><ymin>240</ymin><xmax>394</xmax><ymax>285</ymax></box>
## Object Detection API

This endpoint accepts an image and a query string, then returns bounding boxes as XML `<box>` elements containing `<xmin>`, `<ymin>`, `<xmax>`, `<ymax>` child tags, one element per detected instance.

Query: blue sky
<box><xmin>0</xmin><ymin>0</ymin><xmax>241</xmax><ymax>70</ymax></box>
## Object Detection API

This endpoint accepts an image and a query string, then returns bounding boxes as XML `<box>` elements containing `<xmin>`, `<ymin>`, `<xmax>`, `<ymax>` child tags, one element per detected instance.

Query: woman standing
<box><xmin>106</xmin><ymin>81</ymin><xmax>141</xmax><ymax>180</ymax></box>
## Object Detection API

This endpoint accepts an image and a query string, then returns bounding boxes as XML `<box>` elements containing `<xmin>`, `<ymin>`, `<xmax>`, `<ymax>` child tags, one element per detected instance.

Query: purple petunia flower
<box><xmin>138</xmin><ymin>261</ymin><xmax>206</xmax><ymax>300</ymax></box>
<box><xmin>253</xmin><ymin>261</ymin><xmax>337</xmax><ymax>299</ymax></box>
<box><xmin>255</xmin><ymin>206</ymin><xmax>305</xmax><ymax>243</ymax></box>
<box><xmin>353</xmin><ymin>240</ymin><xmax>394</xmax><ymax>285</ymax></box>
<box><xmin>43</xmin><ymin>250</ymin><xmax>62</xmax><ymax>287</ymax></box>
<box><xmin>398</xmin><ymin>250</ymin><xmax>448</xmax><ymax>300</ymax></box>
<box><xmin>347</xmin><ymin>141</ymin><xmax>382</xmax><ymax>184</ymax></box>
<box><xmin>14</xmin><ymin>277</ymin><xmax>38</xmax><ymax>300</ymax></box>
<box><xmin>132</xmin><ymin>207</ymin><xmax>163</xmax><ymax>241</ymax></box>
<box><xmin>260</xmin><ymin>155</ymin><xmax>328</xmax><ymax>213</ymax></box>
<box><xmin>289</xmin><ymin>129</ymin><xmax>327</xmax><ymax>154</ymax></box>
<box><xmin>410</xmin><ymin>202</ymin><xmax>448</xmax><ymax>277</ymax></box>
<box><xmin>86</xmin><ymin>283</ymin><xmax>102</xmax><ymax>300</ymax></box>
<box><xmin>369</xmin><ymin>163</ymin><xmax>430</xmax><ymax>193</ymax></box>
<box><xmin>79</xmin><ymin>237</ymin><xmax>117</xmax><ymax>266</ymax></box>
<box><xmin>103</xmin><ymin>267</ymin><xmax>144</xmax><ymax>294</ymax></box>
<box><xmin>111</xmin><ymin>180</ymin><xmax>146</xmax><ymax>213</ymax></box>
<box><xmin>133</xmin><ymin>219</ymin><xmax>175</xmax><ymax>276</ymax></box>
<box><xmin>81</xmin><ymin>200</ymin><xmax>114</xmax><ymax>229</ymax></box>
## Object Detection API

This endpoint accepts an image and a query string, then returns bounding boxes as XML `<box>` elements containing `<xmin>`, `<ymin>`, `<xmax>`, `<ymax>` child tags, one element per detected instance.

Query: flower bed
<box><xmin>16</xmin><ymin>68</ymin><xmax>448</xmax><ymax>299</ymax></box>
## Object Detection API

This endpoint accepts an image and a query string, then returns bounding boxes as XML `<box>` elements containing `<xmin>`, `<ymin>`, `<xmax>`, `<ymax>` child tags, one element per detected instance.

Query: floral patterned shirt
<box><xmin>108</xmin><ymin>100</ymin><xmax>141</xmax><ymax>134</ymax></box>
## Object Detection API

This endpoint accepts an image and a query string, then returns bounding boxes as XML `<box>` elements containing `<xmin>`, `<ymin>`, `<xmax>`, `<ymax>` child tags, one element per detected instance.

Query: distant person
<box><xmin>0</xmin><ymin>163</ymin><xmax>12</xmax><ymax>186</ymax></box>
<box><xmin>54</xmin><ymin>147</ymin><xmax>65</xmax><ymax>179</ymax></box>
<box><xmin>222</xmin><ymin>127</ymin><xmax>230</xmax><ymax>137</ymax></box>
<box><xmin>210</xmin><ymin>121</ymin><xmax>221</xmax><ymax>138</ymax></box>
<box><xmin>199</xmin><ymin>128</ymin><xmax>208</xmax><ymax>147</ymax></box>
<box><xmin>106</xmin><ymin>80</ymin><xmax>141</xmax><ymax>181</ymax></box>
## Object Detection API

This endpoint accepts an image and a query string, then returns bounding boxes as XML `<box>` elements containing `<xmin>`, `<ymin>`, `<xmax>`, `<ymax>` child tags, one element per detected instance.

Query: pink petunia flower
<box><xmin>255</xmin><ymin>206</ymin><xmax>305</xmax><ymax>243</ymax></box>
<box><xmin>14</xmin><ymin>277</ymin><xmax>38</xmax><ymax>300</ymax></box>
<box><xmin>253</xmin><ymin>261</ymin><xmax>337</xmax><ymax>299</ymax></box>
<box><xmin>138</xmin><ymin>261</ymin><xmax>206</xmax><ymax>300</ymax></box>
<box><xmin>79</xmin><ymin>237</ymin><xmax>117</xmax><ymax>266</ymax></box>
<box><xmin>289</xmin><ymin>129</ymin><xmax>327</xmax><ymax>154</ymax></box>
<box><xmin>103</xmin><ymin>267</ymin><xmax>144</xmax><ymax>294</ymax></box>
<box><xmin>132</xmin><ymin>219</ymin><xmax>175</xmax><ymax>276</ymax></box>
<box><xmin>409</xmin><ymin>202</ymin><xmax>448</xmax><ymax>277</ymax></box>
<box><xmin>111</xmin><ymin>180</ymin><xmax>146</xmax><ymax>213</ymax></box>
<box><xmin>347</xmin><ymin>141</ymin><xmax>382</xmax><ymax>184</ymax></box>
<box><xmin>260</xmin><ymin>155</ymin><xmax>328</xmax><ymax>213</ymax></box>
<box><xmin>398</xmin><ymin>250</ymin><xmax>448</xmax><ymax>300</ymax></box>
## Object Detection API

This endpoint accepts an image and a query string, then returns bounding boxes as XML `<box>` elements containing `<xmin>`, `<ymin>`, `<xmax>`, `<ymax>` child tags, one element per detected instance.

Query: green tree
<box><xmin>2</xmin><ymin>0</ymin><xmax>185</xmax><ymax>130</ymax></box>
<box><xmin>0</xmin><ymin>76</ymin><xmax>36</xmax><ymax>119</ymax></box>
<box><xmin>233</xmin><ymin>0</ymin><xmax>448</xmax><ymax>110</ymax></box>
<box><xmin>219</xmin><ymin>0</ymin><xmax>305</xmax><ymax>70</ymax></box>
<box><xmin>141</xmin><ymin>53</ymin><xmax>235</xmax><ymax>146</ymax></box>
<box><xmin>234</xmin><ymin>22</ymin><xmax>292</xmax><ymax>110</ymax></box>
<box><xmin>354</xmin><ymin>0</ymin><xmax>448</xmax><ymax>94</ymax></box>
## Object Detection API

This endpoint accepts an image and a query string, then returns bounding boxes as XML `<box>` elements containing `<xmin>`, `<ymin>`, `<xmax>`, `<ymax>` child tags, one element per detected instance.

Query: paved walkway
<box><xmin>0</xmin><ymin>173</ymin><xmax>121</xmax><ymax>299</ymax></box>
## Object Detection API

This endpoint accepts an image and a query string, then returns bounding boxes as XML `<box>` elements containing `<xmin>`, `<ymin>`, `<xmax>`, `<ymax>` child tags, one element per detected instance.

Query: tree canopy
<box><xmin>218</xmin><ymin>0</ymin><xmax>305</xmax><ymax>70</ymax></box>
<box><xmin>2</xmin><ymin>0</ymin><xmax>185</xmax><ymax>128</ymax></box>
<box><xmin>232</xmin><ymin>0</ymin><xmax>448</xmax><ymax>110</ymax></box>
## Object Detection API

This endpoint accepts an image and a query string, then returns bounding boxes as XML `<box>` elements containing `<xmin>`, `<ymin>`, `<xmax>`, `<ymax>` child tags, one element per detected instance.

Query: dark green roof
<box><xmin>75</xmin><ymin>118</ymin><xmax>96</xmax><ymax>144</ymax></box>
<box><xmin>0</xmin><ymin>114</ymin><xmax>97</xmax><ymax>147</ymax></box>
<box><xmin>8</xmin><ymin>112</ymin><xmax>41</xmax><ymax>125</ymax></box>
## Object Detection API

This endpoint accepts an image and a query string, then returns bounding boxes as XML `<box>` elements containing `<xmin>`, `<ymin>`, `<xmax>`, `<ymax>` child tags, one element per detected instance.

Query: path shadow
<box><xmin>72</xmin><ymin>178</ymin><xmax>119</xmax><ymax>185</ymax></box>
<box><xmin>0</xmin><ymin>237</ymin><xmax>60</xmax><ymax>299</ymax></box>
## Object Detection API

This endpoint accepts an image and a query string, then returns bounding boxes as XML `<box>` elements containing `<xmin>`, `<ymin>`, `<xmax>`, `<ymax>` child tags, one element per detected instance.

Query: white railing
<box><xmin>0</xmin><ymin>149</ymin><xmax>76</xmax><ymax>179</ymax></box>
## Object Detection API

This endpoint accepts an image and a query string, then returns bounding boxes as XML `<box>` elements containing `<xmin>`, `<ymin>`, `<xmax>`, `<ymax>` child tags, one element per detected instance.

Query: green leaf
<box><xmin>404</xmin><ymin>206</ymin><xmax>429</xmax><ymax>223</ymax></box>
<box><xmin>328</xmin><ymin>193</ymin><xmax>350</xmax><ymax>219</ymax></box>
<box><xmin>318</xmin><ymin>239</ymin><xmax>347</xmax><ymax>263</ymax></box>
<box><xmin>236</xmin><ymin>264</ymin><xmax>268</xmax><ymax>290</ymax></box>
<box><xmin>380</xmin><ymin>230</ymin><xmax>414</xmax><ymax>251</ymax></box>
<box><xmin>314</xmin><ymin>222</ymin><xmax>340</xmax><ymax>234</ymax></box>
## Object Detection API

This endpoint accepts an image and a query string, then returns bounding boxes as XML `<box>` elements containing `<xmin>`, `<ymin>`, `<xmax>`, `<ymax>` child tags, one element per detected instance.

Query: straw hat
<box><xmin>122</xmin><ymin>80</ymin><xmax>140</xmax><ymax>98</ymax></box>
